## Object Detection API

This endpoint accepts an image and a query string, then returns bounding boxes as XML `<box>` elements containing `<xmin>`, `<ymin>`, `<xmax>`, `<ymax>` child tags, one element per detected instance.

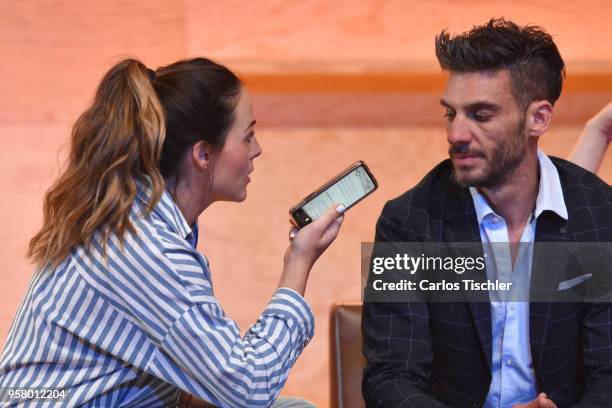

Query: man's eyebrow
<box><xmin>439</xmin><ymin>99</ymin><xmax>500</xmax><ymax>112</ymax></box>
<box><xmin>440</xmin><ymin>99</ymin><xmax>452</xmax><ymax>109</ymax></box>
<box><xmin>244</xmin><ymin>120</ymin><xmax>256</xmax><ymax>132</ymax></box>
<box><xmin>466</xmin><ymin>102</ymin><xmax>500</xmax><ymax>112</ymax></box>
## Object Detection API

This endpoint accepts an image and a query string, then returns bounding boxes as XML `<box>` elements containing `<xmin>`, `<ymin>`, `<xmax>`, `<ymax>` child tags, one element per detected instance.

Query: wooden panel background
<box><xmin>1</xmin><ymin>1</ymin><xmax>611</xmax><ymax>406</ymax></box>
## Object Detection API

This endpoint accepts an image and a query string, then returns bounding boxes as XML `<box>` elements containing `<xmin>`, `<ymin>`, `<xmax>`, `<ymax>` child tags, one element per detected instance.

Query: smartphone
<box><xmin>289</xmin><ymin>161</ymin><xmax>378</xmax><ymax>228</ymax></box>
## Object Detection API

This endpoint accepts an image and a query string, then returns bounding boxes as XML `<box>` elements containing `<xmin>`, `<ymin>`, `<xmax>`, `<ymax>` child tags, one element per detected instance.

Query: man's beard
<box><xmin>450</xmin><ymin>121</ymin><xmax>526</xmax><ymax>189</ymax></box>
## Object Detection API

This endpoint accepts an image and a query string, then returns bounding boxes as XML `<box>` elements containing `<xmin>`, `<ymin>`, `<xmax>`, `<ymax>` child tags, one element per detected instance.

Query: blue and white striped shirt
<box><xmin>0</xmin><ymin>183</ymin><xmax>314</xmax><ymax>407</ymax></box>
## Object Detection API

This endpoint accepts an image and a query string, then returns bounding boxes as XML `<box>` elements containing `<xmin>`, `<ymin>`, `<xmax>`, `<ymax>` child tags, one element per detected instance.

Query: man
<box><xmin>362</xmin><ymin>18</ymin><xmax>612</xmax><ymax>408</ymax></box>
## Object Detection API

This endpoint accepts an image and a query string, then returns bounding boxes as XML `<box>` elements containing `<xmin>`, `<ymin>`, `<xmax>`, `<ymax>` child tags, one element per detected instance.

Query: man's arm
<box><xmin>569</xmin><ymin>302</ymin><xmax>612</xmax><ymax>407</ymax></box>
<box><xmin>362</xmin><ymin>301</ymin><xmax>448</xmax><ymax>408</ymax></box>
<box><xmin>568</xmin><ymin>102</ymin><xmax>612</xmax><ymax>173</ymax></box>
<box><xmin>361</xmin><ymin>201</ymin><xmax>449</xmax><ymax>408</ymax></box>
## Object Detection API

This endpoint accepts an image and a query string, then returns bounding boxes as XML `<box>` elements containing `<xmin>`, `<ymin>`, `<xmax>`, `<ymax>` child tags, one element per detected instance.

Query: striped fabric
<box><xmin>0</xmin><ymin>183</ymin><xmax>314</xmax><ymax>407</ymax></box>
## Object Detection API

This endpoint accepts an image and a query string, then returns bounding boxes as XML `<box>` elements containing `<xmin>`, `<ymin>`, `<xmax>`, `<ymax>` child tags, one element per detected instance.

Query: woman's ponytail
<box><xmin>28</xmin><ymin>59</ymin><xmax>166</xmax><ymax>267</ymax></box>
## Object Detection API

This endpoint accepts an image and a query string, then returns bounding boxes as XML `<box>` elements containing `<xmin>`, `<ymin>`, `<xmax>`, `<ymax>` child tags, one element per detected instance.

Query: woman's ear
<box><xmin>190</xmin><ymin>141</ymin><xmax>214</xmax><ymax>171</ymax></box>
<box><xmin>526</xmin><ymin>100</ymin><xmax>553</xmax><ymax>139</ymax></box>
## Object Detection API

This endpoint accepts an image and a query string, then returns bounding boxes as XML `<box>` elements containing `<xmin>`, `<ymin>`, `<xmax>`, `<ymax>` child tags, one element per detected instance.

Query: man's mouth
<box><xmin>449</xmin><ymin>144</ymin><xmax>484</xmax><ymax>166</ymax></box>
<box><xmin>452</xmin><ymin>153</ymin><xmax>482</xmax><ymax>166</ymax></box>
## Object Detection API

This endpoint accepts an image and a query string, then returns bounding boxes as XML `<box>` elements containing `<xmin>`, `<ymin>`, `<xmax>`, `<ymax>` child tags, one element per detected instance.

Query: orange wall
<box><xmin>1</xmin><ymin>2</ymin><xmax>611</xmax><ymax>407</ymax></box>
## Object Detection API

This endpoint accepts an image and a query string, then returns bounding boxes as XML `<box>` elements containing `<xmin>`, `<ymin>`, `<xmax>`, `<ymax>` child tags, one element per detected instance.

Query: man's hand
<box><xmin>512</xmin><ymin>393</ymin><xmax>557</xmax><ymax>408</ymax></box>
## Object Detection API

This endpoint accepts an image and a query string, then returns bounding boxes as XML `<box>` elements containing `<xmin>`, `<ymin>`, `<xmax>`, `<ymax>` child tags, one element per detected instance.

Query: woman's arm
<box><xmin>568</xmin><ymin>102</ymin><xmax>612</xmax><ymax>173</ymax></box>
<box><xmin>279</xmin><ymin>205</ymin><xmax>345</xmax><ymax>295</ymax></box>
<box><xmin>172</xmin><ymin>206</ymin><xmax>345</xmax><ymax>408</ymax></box>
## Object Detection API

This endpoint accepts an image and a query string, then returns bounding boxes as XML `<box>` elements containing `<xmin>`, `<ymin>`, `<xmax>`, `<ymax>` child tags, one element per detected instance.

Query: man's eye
<box><xmin>443</xmin><ymin>111</ymin><xmax>455</xmax><ymax>120</ymax></box>
<box><xmin>472</xmin><ymin>112</ymin><xmax>492</xmax><ymax>122</ymax></box>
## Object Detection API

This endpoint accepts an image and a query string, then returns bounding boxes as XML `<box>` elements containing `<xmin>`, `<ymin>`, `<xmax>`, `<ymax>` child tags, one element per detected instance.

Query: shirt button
<box><xmin>506</xmin><ymin>358</ymin><xmax>513</xmax><ymax>366</ymax></box>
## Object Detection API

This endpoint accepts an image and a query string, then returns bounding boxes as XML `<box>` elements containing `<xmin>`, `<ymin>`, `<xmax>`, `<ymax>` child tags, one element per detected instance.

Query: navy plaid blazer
<box><xmin>362</xmin><ymin>157</ymin><xmax>612</xmax><ymax>408</ymax></box>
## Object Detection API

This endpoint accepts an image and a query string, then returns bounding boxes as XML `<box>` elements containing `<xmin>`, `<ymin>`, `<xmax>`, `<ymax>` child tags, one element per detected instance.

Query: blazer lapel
<box><xmin>530</xmin><ymin>212</ymin><xmax>569</xmax><ymax>374</ymax></box>
<box><xmin>442</xmin><ymin>182</ymin><xmax>493</xmax><ymax>371</ymax></box>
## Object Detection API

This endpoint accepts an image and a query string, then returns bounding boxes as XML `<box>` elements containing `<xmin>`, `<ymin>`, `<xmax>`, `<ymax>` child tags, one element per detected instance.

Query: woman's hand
<box><xmin>278</xmin><ymin>204</ymin><xmax>345</xmax><ymax>295</ymax></box>
<box><xmin>568</xmin><ymin>101</ymin><xmax>612</xmax><ymax>173</ymax></box>
<box><xmin>586</xmin><ymin>101</ymin><xmax>612</xmax><ymax>142</ymax></box>
<box><xmin>287</xmin><ymin>204</ymin><xmax>346</xmax><ymax>266</ymax></box>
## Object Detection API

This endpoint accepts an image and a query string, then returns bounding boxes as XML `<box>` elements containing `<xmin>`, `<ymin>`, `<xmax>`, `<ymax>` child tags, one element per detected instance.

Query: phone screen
<box><xmin>301</xmin><ymin>165</ymin><xmax>376</xmax><ymax>219</ymax></box>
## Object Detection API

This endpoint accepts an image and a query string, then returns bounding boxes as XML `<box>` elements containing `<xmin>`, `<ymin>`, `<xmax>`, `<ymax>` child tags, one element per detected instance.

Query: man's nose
<box><xmin>446</xmin><ymin>115</ymin><xmax>472</xmax><ymax>146</ymax></box>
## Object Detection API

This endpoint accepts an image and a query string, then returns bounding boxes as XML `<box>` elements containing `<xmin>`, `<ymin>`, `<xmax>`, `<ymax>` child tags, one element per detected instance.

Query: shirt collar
<box><xmin>135</xmin><ymin>179</ymin><xmax>194</xmax><ymax>241</ymax></box>
<box><xmin>469</xmin><ymin>149</ymin><xmax>568</xmax><ymax>225</ymax></box>
<box><xmin>533</xmin><ymin>149</ymin><xmax>568</xmax><ymax>221</ymax></box>
<box><xmin>469</xmin><ymin>186</ymin><xmax>495</xmax><ymax>225</ymax></box>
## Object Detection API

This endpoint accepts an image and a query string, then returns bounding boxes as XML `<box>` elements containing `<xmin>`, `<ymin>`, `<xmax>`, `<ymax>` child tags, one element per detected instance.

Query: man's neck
<box><xmin>478</xmin><ymin>149</ymin><xmax>540</xmax><ymax>239</ymax></box>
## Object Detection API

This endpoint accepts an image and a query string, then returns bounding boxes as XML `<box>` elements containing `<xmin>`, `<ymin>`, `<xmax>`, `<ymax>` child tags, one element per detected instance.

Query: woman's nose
<box><xmin>251</xmin><ymin>137</ymin><xmax>262</xmax><ymax>158</ymax></box>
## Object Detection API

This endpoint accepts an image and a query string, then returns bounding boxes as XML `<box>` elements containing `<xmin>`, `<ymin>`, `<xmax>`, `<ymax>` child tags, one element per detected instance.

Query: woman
<box><xmin>569</xmin><ymin>101</ymin><xmax>611</xmax><ymax>172</ymax></box>
<box><xmin>0</xmin><ymin>58</ymin><xmax>344</xmax><ymax>407</ymax></box>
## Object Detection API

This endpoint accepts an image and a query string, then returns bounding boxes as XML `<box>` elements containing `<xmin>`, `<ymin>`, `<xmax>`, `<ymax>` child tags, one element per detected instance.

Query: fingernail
<box><xmin>336</xmin><ymin>204</ymin><xmax>346</xmax><ymax>214</ymax></box>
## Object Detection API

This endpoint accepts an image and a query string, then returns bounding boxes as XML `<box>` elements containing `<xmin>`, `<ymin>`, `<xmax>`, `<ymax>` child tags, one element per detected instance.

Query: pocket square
<box><xmin>557</xmin><ymin>273</ymin><xmax>593</xmax><ymax>290</ymax></box>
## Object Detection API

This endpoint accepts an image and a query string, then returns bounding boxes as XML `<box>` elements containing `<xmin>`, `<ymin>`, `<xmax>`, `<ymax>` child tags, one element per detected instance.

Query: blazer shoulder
<box><xmin>379</xmin><ymin>159</ymin><xmax>457</xmax><ymax>235</ymax></box>
<box><xmin>549</xmin><ymin>156</ymin><xmax>612</xmax><ymax>239</ymax></box>
<box><xmin>550</xmin><ymin>156</ymin><xmax>612</xmax><ymax>205</ymax></box>
<box><xmin>383</xmin><ymin>159</ymin><xmax>454</xmax><ymax>213</ymax></box>
<box><xmin>551</xmin><ymin>156</ymin><xmax>610</xmax><ymax>187</ymax></box>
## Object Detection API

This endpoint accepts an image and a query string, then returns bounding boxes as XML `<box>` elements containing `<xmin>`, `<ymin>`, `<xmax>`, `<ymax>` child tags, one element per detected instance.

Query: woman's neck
<box><xmin>165</xmin><ymin>175</ymin><xmax>213</xmax><ymax>225</ymax></box>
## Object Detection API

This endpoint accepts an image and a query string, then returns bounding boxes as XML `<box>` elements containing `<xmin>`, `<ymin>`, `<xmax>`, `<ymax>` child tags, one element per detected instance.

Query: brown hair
<box><xmin>28</xmin><ymin>57</ymin><xmax>242</xmax><ymax>268</ymax></box>
<box><xmin>28</xmin><ymin>59</ymin><xmax>166</xmax><ymax>267</ymax></box>
<box><xmin>435</xmin><ymin>18</ymin><xmax>565</xmax><ymax>109</ymax></box>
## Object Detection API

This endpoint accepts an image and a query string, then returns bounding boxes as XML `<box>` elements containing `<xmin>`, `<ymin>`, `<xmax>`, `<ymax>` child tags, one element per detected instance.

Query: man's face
<box><xmin>441</xmin><ymin>70</ymin><xmax>528</xmax><ymax>188</ymax></box>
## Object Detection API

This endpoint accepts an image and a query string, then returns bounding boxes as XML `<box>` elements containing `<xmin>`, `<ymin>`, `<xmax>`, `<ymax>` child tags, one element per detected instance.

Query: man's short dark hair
<box><xmin>435</xmin><ymin>18</ymin><xmax>565</xmax><ymax>109</ymax></box>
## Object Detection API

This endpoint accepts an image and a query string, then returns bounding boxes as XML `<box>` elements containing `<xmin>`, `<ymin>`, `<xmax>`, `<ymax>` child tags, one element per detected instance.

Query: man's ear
<box><xmin>526</xmin><ymin>100</ymin><xmax>553</xmax><ymax>138</ymax></box>
<box><xmin>190</xmin><ymin>141</ymin><xmax>214</xmax><ymax>171</ymax></box>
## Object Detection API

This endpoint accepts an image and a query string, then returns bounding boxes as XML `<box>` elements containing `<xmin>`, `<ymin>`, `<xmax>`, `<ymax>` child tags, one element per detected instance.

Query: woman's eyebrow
<box><xmin>244</xmin><ymin>120</ymin><xmax>256</xmax><ymax>132</ymax></box>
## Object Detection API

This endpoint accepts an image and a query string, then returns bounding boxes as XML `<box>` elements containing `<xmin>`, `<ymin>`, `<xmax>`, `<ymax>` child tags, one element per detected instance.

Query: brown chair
<box><xmin>330</xmin><ymin>302</ymin><xmax>366</xmax><ymax>408</ymax></box>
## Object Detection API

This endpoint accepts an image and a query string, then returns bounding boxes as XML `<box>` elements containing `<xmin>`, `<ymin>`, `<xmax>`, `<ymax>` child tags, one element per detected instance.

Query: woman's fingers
<box><xmin>311</xmin><ymin>204</ymin><xmax>346</xmax><ymax>233</ymax></box>
<box><xmin>320</xmin><ymin>214</ymin><xmax>344</xmax><ymax>243</ymax></box>
<box><xmin>287</xmin><ymin>204</ymin><xmax>346</xmax><ymax>262</ymax></box>
<box><xmin>288</xmin><ymin>227</ymin><xmax>298</xmax><ymax>243</ymax></box>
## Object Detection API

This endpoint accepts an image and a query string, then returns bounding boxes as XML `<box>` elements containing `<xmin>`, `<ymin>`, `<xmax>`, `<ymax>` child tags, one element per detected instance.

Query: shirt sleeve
<box><xmin>75</xmin><ymin>225</ymin><xmax>314</xmax><ymax>408</ymax></box>
<box><xmin>145</xmin><ymin>283</ymin><xmax>314</xmax><ymax>408</ymax></box>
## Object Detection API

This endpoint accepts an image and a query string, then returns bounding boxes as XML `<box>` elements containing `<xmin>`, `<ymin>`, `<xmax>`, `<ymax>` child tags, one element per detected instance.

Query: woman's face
<box><xmin>210</xmin><ymin>87</ymin><xmax>262</xmax><ymax>202</ymax></box>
